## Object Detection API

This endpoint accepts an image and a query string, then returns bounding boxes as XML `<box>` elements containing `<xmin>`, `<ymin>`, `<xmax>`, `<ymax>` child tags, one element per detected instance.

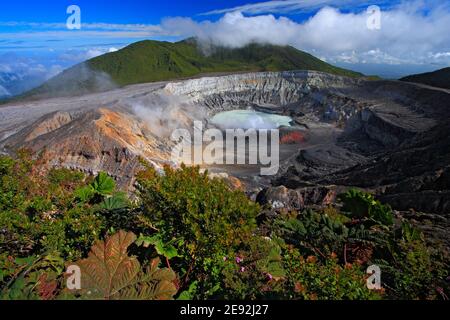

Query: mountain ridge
<box><xmin>400</xmin><ymin>67</ymin><xmax>450</xmax><ymax>90</ymax></box>
<box><xmin>19</xmin><ymin>39</ymin><xmax>363</xmax><ymax>101</ymax></box>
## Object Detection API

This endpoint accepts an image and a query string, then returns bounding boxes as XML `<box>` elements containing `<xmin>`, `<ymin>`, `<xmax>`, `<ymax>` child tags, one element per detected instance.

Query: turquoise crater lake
<box><xmin>210</xmin><ymin>110</ymin><xmax>292</xmax><ymax>130</ymax></box>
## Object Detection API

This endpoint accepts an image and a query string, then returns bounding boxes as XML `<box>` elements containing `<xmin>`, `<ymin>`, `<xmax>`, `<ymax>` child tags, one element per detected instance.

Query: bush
<box><xmin>1</xmin><ymin>154</ymin><xmax>448</xmax><ymax>300</ymax></box>
<box><xmin>220</xmin><ymin>234</ymin><xmax>381</xmax><ymax>300</ymax></box>
<box><xmin>0</xmin><ymin>154</ymin><xmax>133</xmax><ymax>299</ymax></box>
<box><xmin>47</xmin><ymin>168</ymin><xmax>84</xmax><ymax>186</ymax></box>
<box><xmin>221</xmin><ymin>236</ymin><xmax>286</xmax><ymax>299</ymax></box>
<box><xmin>0</xmin><ymin>154</ymin><xmax>127</xmax><ymax>261</ymax></box>
<box><xmin>270</xmin><ymin>210</ymin><xmax>375</xmax><ymax>263</ymax></box>
<box><xmin>378</xmin><ymin>222</ymin><xmax>449</xmax><ymax>300</ymax></box>
<box><xmin>136</xmin><ymin>164</ymin><xmax>259</xmax><ymax>298</ymax></box>
<box><xmin>283</xmin><ymin>248</ymin><xmax>381</xmax><ymax>300</ymax></box>
<box><xmin>35</xmin><ymin>206</ymin><xmax>106</xmax><ymax>260</ymax></box>
<box><xmin>338</xmin><ymin>189</ymin><xmax>394</xmax><ymax>226</ymax></box>
<box><xmin>0</xmin><ymin>253</ymin><xmax>65</xmax><ymax>300</ymax></box>
<box><xmin>273</xmin><ymin>210</ymin><xmax>350</xmax><ymax>258</ymax></box>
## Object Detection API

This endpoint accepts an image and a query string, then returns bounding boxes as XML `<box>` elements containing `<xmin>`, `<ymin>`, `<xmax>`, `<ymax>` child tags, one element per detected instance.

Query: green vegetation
<box><xmin>22</xmin><ymin>39</ymin><xmax>362</xmax><ymax>100</ymax></box>
<box><xmin>0</xmin><ymin>153</ymin><xmax>448</xmax><ymax>300</ymax></box>
<box><xmin>64</xmin><ymin>231</ymin><xmax>177</xmax><ymax>300</ymax></box>
<box><xmin>88</xmin><ymin>39</ymin><xmax>362</xmax><ymax>86</ymax></box>
<box><xmin>339</xmin><ymin>189</ymin><xmax>394</xmax><ymax>226</ymax></box>
<box><xmin>136</xmin><ymin>164</ymin><xmax>259</xmax><ymax>298</ymax></box>
<box><xmin>401</xmin><ymin>67</ymin><xmax>450</xmax><ymax>90</ymax></box>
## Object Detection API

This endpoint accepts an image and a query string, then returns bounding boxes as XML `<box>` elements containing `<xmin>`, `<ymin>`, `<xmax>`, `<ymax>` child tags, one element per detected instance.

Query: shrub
<box><xmin>378</xmin><ymin>222</ymin><xmax>449</xmax><ymax>300</ymax></box>
<box><xmin>136</xmin><ymin>164</ymin><xmax>259</xmax><ymax>298</ymax></box>
<box><xmin>275</xmin><ymin>210</ymin><xmax>347</xmax><ymax>258</ymax></box>
<box><xmin>271</xmin><ymin>210</ymin><xmax>375</xmax><ymax>260</ymax></box>
<box><xmin>1</xmin><ymin>154</ymin><xmax>448</xmax><ymax>301</ymax></box>
<box><xmin>0</xmin><ymin>253</ymin><xmax>65</xmax><ymax>300</ymax></box>
<box><xmin>73</xmin><ymin>172</ymin><xmax>123</xmax><ymax>207</ymax></box>
<box><xmin>0</xmin><ymin>154</ymin><xmax>126</xmax><ymax>261</ymax></box>
<box><xmin>47</xmin><ymin>168</ymin><xmax>84</xmax><ymax>186</ymax></box>
<box><xmin>221</xmin><ymin>236</ymin><xmax>286</xmax><ymax>299</ymax></box>
<box><xmin>338</xmin><ymin>189</ymin><xmax>394</xmax><ymax>226</ymax></box>
<box><xmin>35</xmin><ymin>206</ymin><xmax>106</xmax><ymax>260</ymax></box>
<box><xmin>283</xmin><ymin>248</ymin><xmax>381</xmax><ymax>300</ymax></box>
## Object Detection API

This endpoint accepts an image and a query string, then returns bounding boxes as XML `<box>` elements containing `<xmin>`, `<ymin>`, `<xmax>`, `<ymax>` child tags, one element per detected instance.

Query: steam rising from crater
<box><xmin>127</xmin><ymin>93</ymin><xmax>207</xmax><ymax>138</ymax></box>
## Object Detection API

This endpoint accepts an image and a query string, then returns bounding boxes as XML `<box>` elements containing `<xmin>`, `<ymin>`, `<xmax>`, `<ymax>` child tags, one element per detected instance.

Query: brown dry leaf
<box><xmin>73</xmin><ymin>230</ymin><xmax>177</xmax><ymax>300</ymax></box>
<box><xmin>37</xmin><ymin>273</ymin><xmax>58</xmax><ymax>300</ymax></box>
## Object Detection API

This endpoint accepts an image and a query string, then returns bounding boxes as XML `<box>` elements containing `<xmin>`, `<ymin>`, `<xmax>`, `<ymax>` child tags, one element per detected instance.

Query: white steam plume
<box><xmin>127</xmin><ymin>93</ymin><xmax>207</xmax><ymax>138</ymax></box>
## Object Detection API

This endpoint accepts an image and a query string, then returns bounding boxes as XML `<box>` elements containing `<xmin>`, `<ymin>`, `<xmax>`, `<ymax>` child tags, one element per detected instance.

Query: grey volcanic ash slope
<box><xmin>1</xmin><ymin>71</ymin><xmax>449</xmax><ymax>222</ymax></box>
<box><xmin>401</xmin><ymin>67</ymin><xmax>450</xmax><ymax>90</ymax></box>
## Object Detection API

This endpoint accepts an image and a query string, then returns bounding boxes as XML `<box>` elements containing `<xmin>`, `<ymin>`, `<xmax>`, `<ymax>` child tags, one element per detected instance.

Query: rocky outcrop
<box><xmin>256</xmin><ymin>184</ymin><xmax>346</xmax><ymax>211</ymax></box>
<box><xmin>256</xmin><ymin>186</ymin><xmax>304</xmax><ymax>210</ymax></box>
<box><xmin>165</xmin><ymin>71</ymin><xmax>363</xmax><ymax>115</ymax></box>
<box><xmin>2</xmin><ymin>108</ymin><xmax>173</xmax><ymax>188</ymax></box>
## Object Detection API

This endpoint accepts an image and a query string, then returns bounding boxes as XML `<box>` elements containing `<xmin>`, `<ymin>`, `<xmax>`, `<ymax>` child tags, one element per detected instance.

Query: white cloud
<box><xmin>0</xmin><ymin>21</ymin><xmax>165</xmax><ymax>42</ymax></box>
<box><xmin>85</xmin><ymin>49</ymin><xmax>108</xmax><ymax>59</ymax></box>
<box><xmin>163</xmin><ymin>2</ymin><xmax>450</xmax><ymax>66</ymax></box>
<box><xmin>47</xmin><ymin>65</ymin><xmax>64</xmax><ymax>79</ymax></box>
<box><xmin>0</xmin><ymin>84</ymin><xmax>11</xmax><ymax>97</ymax></box>
<box><xmin>85</xmin><ymin>47</ymin><xmax>119</xmax><ymax>59</ymax></box>
<box><xmin>59</xmin><ymin>47</ymin><xmax>121</xmax><ymax>62</ymax></box>
<box><xmin>162</xmin><ymin>12</ymin><xmax>300</xmax><ymax>48</ymax></box>
<box><xmin>0</xmin><ymin>54</ymin><xmax>66</xmax><ymax>95</ymax></box>
<box><xmin>0</xmin><ymin>21</ymin><xmax>163</xmax><ymax>33</ymax></box>
<box><xmin>200</xmin><ymin>0</ymin><xmax>383</xmax><ymax>15</ymax></box>
<box><xmin>0</xmin><ymin>64</ymin><xmax>12</xmax><ymax>73</ymax></box>
<box><xmin>0</xmin><ymin>45</ymin><xmax>121</xmax><ymax>97</ymax></box>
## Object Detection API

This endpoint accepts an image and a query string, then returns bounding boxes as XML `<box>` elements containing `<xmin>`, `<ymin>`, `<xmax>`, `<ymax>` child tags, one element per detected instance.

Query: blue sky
<box><xmin>0</xmin><ymin>1</ymin><xmax>251</xmax><ymax>24</ymax></box>
<box><xmin>1</xmin><ymin>0</ymin><xmax>450</xmax><ymax>96</ymax></box>
<box><xmin>1</xmin><ymin>0</ymin><xmax>396</xmax><ymax>50</ymax></box>
<box><xmin>0</xmin><ymin>0</ymin><xmax>397</xmax><ymax>24</ymax></box>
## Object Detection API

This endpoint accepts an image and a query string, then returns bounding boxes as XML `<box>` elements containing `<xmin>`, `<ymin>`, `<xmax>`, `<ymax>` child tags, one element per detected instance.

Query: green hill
<box><xmin>400</xmin><ymin>67</ymin><xmax>450</xmax><ymax>90</ymax></box>
<box><xmin>22</xmin><ymin>39</ymin><xmax>363</xmax><ymax>100</ymax></box>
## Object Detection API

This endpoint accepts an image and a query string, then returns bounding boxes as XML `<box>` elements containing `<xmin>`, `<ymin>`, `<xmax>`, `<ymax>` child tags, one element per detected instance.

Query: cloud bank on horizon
<box><xmin>1</xmin><ymin>0</ymin><xmax>449</xmax><ymax>95</ymax></box>
<box><xmin>164</xmin><ymin>0</ymin><xmax>450</xmax><ymax>67</ymax></box>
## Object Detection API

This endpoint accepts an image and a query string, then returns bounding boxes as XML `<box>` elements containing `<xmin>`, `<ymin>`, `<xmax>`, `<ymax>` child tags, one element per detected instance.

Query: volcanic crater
<box><xmin>1</xmin><ymin>70</ymin><xmax>449</xmax><ymax>249</ymax></box>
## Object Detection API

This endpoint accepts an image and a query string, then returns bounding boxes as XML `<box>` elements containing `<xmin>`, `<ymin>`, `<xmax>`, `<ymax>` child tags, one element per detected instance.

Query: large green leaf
<box><xmin>71</xmin><ymin>231</ymin><xmax>177</xmax><ymax>300</ymax></box>
<box><xmin>339</xmin><ymin>189</ymin><xmax>393</xmax><ymax>226</ymax></box>
<box><xmin>91</xmin><ymin>172</ymin><xmax>115</xmax><ymax>196</ymax></box>
<box><xmin>136</xmin><ymin>234</ymin><xmax>180</xmax><ymax>260</ymax></box>
<box><xmin>100</xmin><ymin>192</ymin><xmax>129</xmax><ymax>210</ymax></box>
<box><xmin>74</xmin><ymin>186</ymin><xmax>95</xmax><ymax>203</ymax></box>
<box><xmin>177</xmin><ymin>281</ymin><xmax>198</xmax><ymax>300</ymax></box>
